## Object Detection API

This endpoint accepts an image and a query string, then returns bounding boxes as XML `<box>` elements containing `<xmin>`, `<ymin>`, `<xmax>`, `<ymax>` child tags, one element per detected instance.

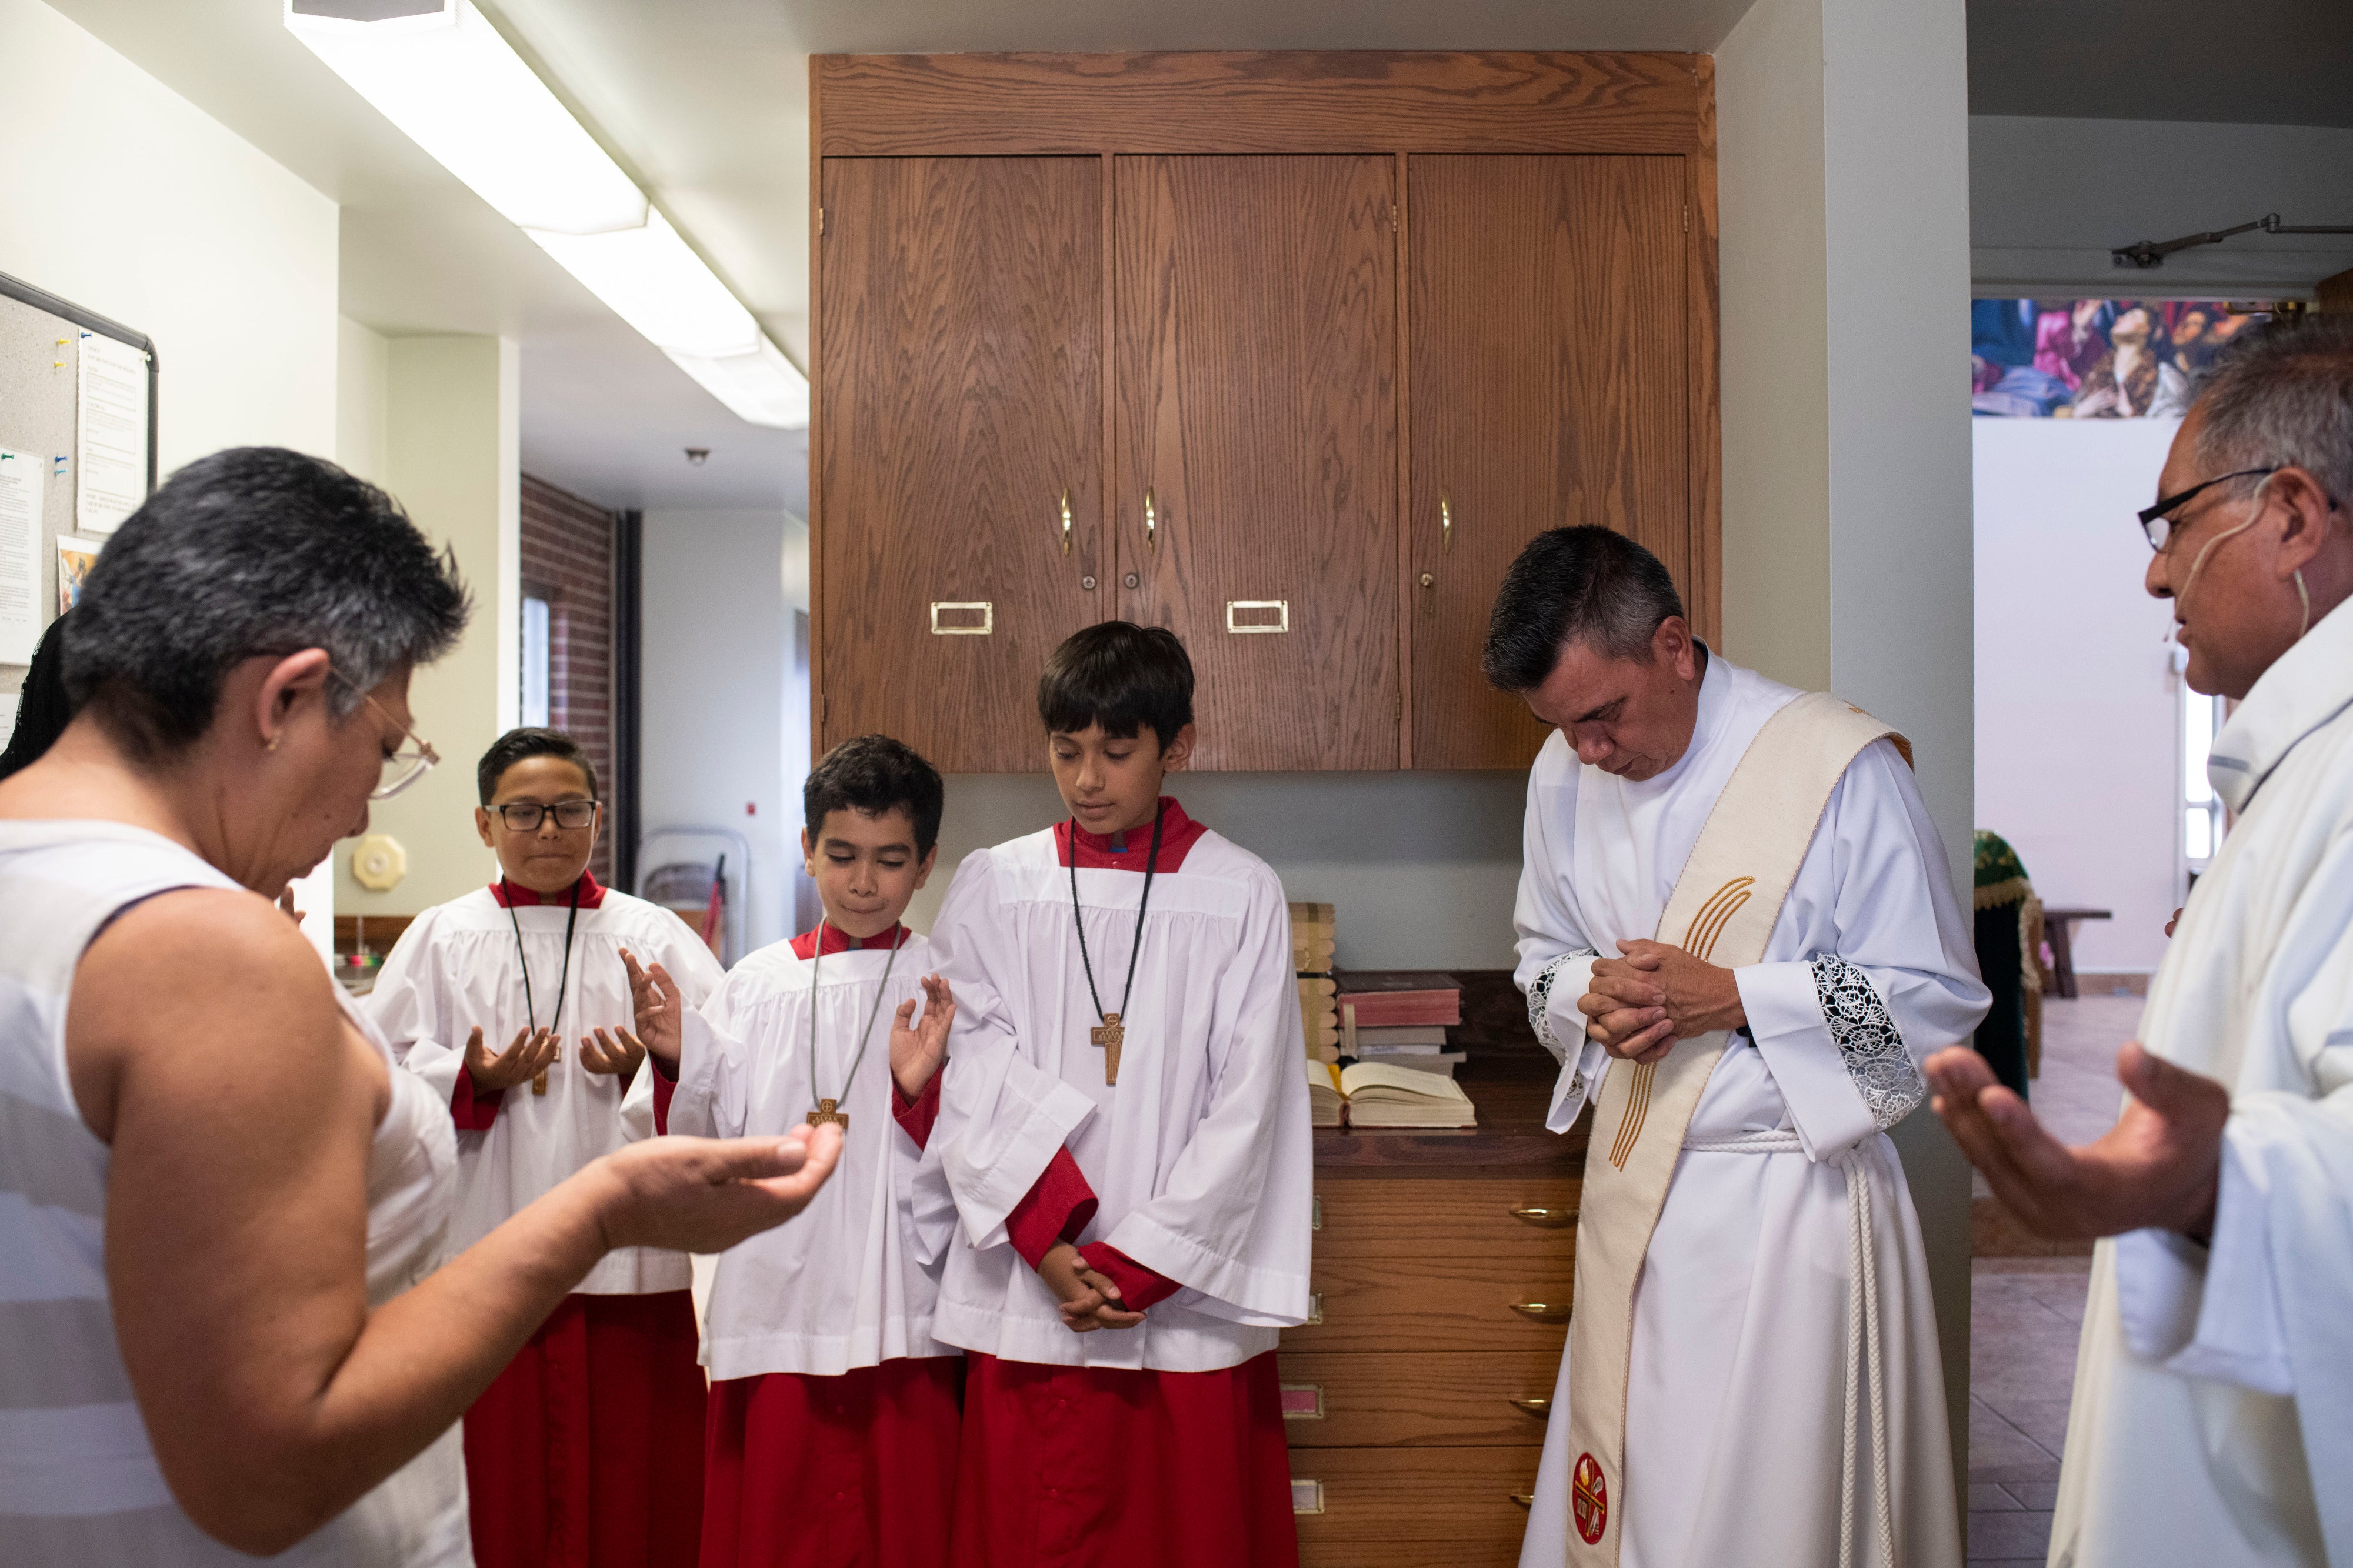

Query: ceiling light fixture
<box><xmin>286</xmin><ymin>0</ymin><xmax>808</xmax><ymax>429</ymax></box>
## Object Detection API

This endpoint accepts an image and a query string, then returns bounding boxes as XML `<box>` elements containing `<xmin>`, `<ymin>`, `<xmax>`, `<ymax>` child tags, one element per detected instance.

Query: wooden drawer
<box><xmin>1285</xmin><ymin>1253</ymin><xmax>1574</xmax><ymax>1353</ymax></box>
<box><xmin>1279</xmin><ymin>1350</ymin><xmax>1558</xmax><ymax>1447</ymax></box>
<box><xmin>1290</xmin><ymin>1446</ymin><xmax>1542</xmax><ymax>1568</ymax></box>
<box><xmin>1315</xmin><ymin>1176</ymin><xmax>1578</xmax><ymax>1257</ymax></box>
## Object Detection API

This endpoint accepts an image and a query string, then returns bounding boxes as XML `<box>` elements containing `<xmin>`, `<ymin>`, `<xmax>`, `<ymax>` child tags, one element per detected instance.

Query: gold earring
<box><xmin>266</xmin><ymin>734</ymin><xmax>281</xmax><ymax>753</ymax></box>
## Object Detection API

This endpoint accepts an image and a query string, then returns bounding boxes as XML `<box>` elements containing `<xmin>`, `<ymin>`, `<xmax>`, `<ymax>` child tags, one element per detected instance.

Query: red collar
<box><xmin>1054</xmin><ymin>796</ymin><xmax>1205</xmax><ymax>873</ymax></box>
<box><xmin>789</xmin><ymin>922</ymin><xmax>912</xmax><ymax>960</ymax></box>
<box><xmin>490</xmin><ymin>870</ymin><xmax>606</xmax><ymax>909</ymax></box>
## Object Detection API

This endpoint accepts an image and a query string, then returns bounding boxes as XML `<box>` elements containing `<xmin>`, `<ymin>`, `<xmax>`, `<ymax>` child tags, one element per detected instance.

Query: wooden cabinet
<box><xmin>811</xmin><ymin>54</ymin><xmax>1718</xmax><ymax>772</ymax></box>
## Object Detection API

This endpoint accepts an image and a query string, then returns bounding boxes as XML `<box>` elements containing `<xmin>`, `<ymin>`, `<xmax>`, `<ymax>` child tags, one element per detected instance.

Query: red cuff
<box><xmin>1005</xmin><ymin>1147</ymin><xmax>1098</xmax><ymax>1270</ymax></box>
<box><xmin>1076</xmin><ymin>1243</ymin><xmax>1182</xmax><ymax>1312</ymax></box>
<box><xmin>892</xmin><ymin>1075</ymin><xmax>942</xmax><ymax>1150</ymax></box>
<box><xmin>450</xmin><ymin>1064</ymin><xmax>502</xmax><ymax>1132</ymax></box>
<box><xmin>651</xmin><ymin>1067</ymin><xmax>676</xmax><ymax>1136</ymax></box>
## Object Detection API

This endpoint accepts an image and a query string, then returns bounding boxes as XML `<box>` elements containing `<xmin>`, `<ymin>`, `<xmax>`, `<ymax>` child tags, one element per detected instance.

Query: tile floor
<box><xmin>1963</xmin><ymin>990</ymin><xmax>2144</xmax><ymax>1564</ymax></box>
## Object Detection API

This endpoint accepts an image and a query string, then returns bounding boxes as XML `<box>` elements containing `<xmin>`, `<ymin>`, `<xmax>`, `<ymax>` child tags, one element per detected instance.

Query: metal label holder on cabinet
<box><xmin>930</xmin><ymin>602</ymin><xmax>993</xmax><ymax>635</ymax></box>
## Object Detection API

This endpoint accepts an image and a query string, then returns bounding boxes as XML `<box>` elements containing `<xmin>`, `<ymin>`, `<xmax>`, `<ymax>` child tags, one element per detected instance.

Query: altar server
<box><xmin>370</xmin><ymin>726</ymin><xmax>724</xmax><ymax>1568</ymax></box>
<box><xmin>922</xmin><ymin>622</ymin><xmax>1313</xmax><ymax>1567</ymax></box>
<box><xmin>1493</xmin><ymin>529</ymin><xmax>1987</xmax><ymax>1568</ymax></box>
<box><xmin>1929</xmin><ymin>319</ymin><xmax>2353</xmax><ymax>1567</ymax></box>
<box><xmin>625</xmin><ymin>733</ymin><xmax>963</xmax><ymax>1568</ymax></box>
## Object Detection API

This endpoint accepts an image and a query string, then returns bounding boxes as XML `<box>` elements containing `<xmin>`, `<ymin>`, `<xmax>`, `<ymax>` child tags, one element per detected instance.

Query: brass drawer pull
<box><xmin>1291</xmin><ymin>1479</ymin><xmax>1325</xmax><ymax>1515</ymax></box>
<box><xmin>1279</xmin><ymin>1383</ymin><xmax>1325</xmax><ymax>1420</ymax></box>
<box><xmin>1144</xmin><ymin>488</ymin><xmax>1158</xmax><ymax>551</ymax></box>
<box><xmin>1441</xmin><ymin>491</ymin><xmax>1454</xmax><ymax>553</ymax></box>
<box><xmin>1510</xmin><ymin>1301</ymin><xmax>1569</xmax><ymax>1323</ymax></box>
<box><xmin>1511</xmin><ymin>1397</ymin><xmax>1552</xmax><ymax>1417</ymax></box>
<box><xmin>1310</xmin><ymin>1195</ymin><xmax>1322</xmax><ymax>1231</ymax></box>
<box><xmin>1306</xmin><ymin>1292</ymin><xmax>1323</xmax><ymax>1325</ymax></box>
<box><xmin>1058</xmin><ymin>489</ymin><xmax>1072</xmax><ymax>557</ymax></box>
<box><xmin>1225</xmin><ymin>599</ymin><xmax>1288</xmax><ymax>634</ymax></box>
<box><xmin>1509</xmin><ymin>1205</ymin><xmax>1577</xmax><ymax>1227</ymax></box>
<box><xmin>1511</xmin><ymin>1492</ymin><xmax>1535</xmax><ymax>1509</ymax></box>
<box><xmin>929</xmin><ymin>602</ymin><xmax>992</xmax><ymax>635</ymax></box>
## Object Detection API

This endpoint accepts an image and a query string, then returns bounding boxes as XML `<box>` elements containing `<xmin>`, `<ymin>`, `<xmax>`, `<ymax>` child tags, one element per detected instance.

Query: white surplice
<box><xmin>2049</xmin><ymin>598</ymin><xmax>2353</xmax><ymax>1568</ymax></box>
<box><xmin>663</xmin><ymin>930</ymin><xmax>956</xmax><ymax>1377</ymax></box>
<box><xmin>918</xmin><ymin>816</ymin><xmax>1315</xmax><ymax>1372</ymax></box>
<box><xmin>370</xmin><ymin>886</ymin><xmax>724</xmax><ymax>1294</ymax></box>
<box><xmin>1515</xmin><ymin>652</ymin><xmax>1988</xmax><ymax>1568</ymax></box>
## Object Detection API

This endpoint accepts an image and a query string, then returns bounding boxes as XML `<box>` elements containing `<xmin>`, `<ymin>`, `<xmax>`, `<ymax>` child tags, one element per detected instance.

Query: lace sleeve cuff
<box><xmin>1527</xmin><ymin>952</ymin><xmax>1594</xmax><ymax>1060</ymax></box>
<box><xmin>1812</xmin><ymin>955</ymin><xmax>1924</xmax><ymax>1130</ymax></box>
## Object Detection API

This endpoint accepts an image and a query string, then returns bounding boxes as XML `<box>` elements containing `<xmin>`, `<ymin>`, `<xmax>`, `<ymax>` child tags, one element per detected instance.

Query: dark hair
<box><xmin>62</xmin><ymin>448</ymin><xmax>469</xmax><ymax>761</ymax></box>
<box><xmin>1037</xmin><ymin>621</ymin><xmax>1194</xmax><ymax>748</ymax></box>
<box><xmin>478</xmin><ymin>726</ymin><xmax>598</xmax><ymax>805</ymax></box>
<box><xmin>1481</xmin><ymin>526</ymin><xmax>1687</xmax><ymax>691</ymax></box>
<box><xmin>805</xmin><ymin>734</ymin><xmax>945</xmax><ymax>855</ymax></box>
<box><xmin>0</xmin><ymin>612</ymin><xmax>76</xmax><ymax>781</ymax></box>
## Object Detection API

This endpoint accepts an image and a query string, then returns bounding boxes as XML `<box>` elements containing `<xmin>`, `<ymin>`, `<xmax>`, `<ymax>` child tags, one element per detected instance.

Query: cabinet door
<box><xmin>818</xmin><ymin>156</ymin><xmax>1102</xmax><ymax>770</ymax></box>
<box><xmin>1408</xmin><ymin>156</ymin><xmax>1688</xmax><ymax>769</ymax></box>
<box><xmin>1113</xmin><ymin>155</ymin><xmax>1398</xmax><ymax>770</ymax></box>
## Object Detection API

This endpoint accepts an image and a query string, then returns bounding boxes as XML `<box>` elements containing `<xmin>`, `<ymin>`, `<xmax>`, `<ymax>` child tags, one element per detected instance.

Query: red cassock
<box><xmin>463</xmin><ymin>1289</ymin><xmax>708</xmax><ymax>1568</ymax></box>
<box><xmin>700</xmin><ymin>1357</ymin><xmax>965</xmax><ymax>1568</ymax></box>
<box><xmin>952</xmin><ymin>1350</ymin><xmax>1297</xmax><ymax>1568</ymax></box>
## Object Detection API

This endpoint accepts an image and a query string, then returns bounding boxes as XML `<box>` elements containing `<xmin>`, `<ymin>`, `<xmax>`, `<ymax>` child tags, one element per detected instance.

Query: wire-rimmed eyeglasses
<box><xmin>2137</xmin><ymin>467</ymin><xmax>2277</xmax><ymax>551</ymax></box>
<box><xmin>490</xmin><ymin>799</ymin><xmax>601</xmax><ymax>832</ymax></box>
<box><xmin>326</xmin><ymin>668</ymin><xmax>440</xmax><ymax>800</ymax></box>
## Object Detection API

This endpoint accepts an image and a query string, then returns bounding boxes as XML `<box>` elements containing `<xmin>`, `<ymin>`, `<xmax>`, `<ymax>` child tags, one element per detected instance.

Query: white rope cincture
<box><xmin>1683</xmin><ymin>1129</ymin><xmax>1899</xmax><ymax>1567</ymax></box>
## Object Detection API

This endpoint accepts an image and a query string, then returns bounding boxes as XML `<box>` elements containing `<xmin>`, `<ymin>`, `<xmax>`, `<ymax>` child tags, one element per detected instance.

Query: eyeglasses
<box><xmin>2138</xmin><ymin>468</ymin><xmax>2277</xmax><ymax>551</ymax></box>
<box><xmin>491</xmin><ymin>799</ymin><xmax>601</xmax><ymax>832</ymax></box>
<box><xmin>325</xmin><ymin>668</ymin><xmax>440</xmax><ymax>800</ymax></box>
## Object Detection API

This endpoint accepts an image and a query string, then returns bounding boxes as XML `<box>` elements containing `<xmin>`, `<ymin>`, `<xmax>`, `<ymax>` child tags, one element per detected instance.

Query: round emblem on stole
<box><xmin>1572</xmin><ymin>1452</ymin><xmax>1608</xmax><ymax>1544</ymax></box>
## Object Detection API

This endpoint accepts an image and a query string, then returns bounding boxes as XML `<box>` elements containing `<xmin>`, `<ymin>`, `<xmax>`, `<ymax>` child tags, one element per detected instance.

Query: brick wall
<box><xmin>519</xmin><ymin>473</ymin><xmax>617</xmax><ymax>886</ymax></box>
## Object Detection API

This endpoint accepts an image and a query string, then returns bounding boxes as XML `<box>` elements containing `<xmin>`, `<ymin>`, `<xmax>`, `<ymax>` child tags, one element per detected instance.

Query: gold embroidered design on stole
<box><xmin>1605</xmin><ymin>876</ymin><xmax>1754</xmax><ymax>1170</ymax></box>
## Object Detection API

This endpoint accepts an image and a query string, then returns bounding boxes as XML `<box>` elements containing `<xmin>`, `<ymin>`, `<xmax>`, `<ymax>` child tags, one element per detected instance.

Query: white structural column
<box><xmin>1717</xmin><ymin>0</ymin><xmax>1978</xmax><ymax>1511</ymax></box>
<box><xmin>335</xmin><ymin>331</ymin><xmax>522</xmax><ymax>918</ymax></box>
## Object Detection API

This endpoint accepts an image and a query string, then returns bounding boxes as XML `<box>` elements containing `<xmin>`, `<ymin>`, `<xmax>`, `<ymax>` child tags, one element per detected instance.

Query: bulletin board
<box><xmin>0</xmin><ymin>269</ymin><xmax>159</xmax><ymax>710</ymax></box>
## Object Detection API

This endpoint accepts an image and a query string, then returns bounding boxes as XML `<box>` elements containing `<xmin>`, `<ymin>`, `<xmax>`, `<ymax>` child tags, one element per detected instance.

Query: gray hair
<box><xmin>2191</xmin><ymin>315</ymin><xmax>2353</xmax><ymax>511</ymax></box>
<box><xmin>64</xmin><ymin>447</ymin><xmax>469</xmax><ymax>760</ymax></box>
<box><xmin>1482</xmin><ymin>525</ymin><xmax>1687</xmax><ymax>690</ymax></box>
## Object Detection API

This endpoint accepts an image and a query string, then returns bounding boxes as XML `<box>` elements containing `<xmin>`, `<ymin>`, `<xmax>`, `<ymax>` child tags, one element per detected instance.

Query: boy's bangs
<box><xmin>1036</xmin><ymin>622</ymin><xmax>1194</xmax><ymax>746</ymax></box>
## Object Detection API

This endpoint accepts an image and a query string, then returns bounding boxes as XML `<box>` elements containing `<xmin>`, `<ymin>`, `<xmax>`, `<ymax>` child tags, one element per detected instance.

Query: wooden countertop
<box><xmin>1314</xmin><ymin>970</ymin><xmax>1591</xmax><ymax>1179</ymax></box>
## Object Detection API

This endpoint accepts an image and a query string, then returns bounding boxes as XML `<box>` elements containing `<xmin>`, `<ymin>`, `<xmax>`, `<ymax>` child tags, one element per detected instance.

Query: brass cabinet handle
<box><xmin>1144</xmin><ymin>488</ymin><xmax>1158</xmax><ymax>551</ymax></box>
<box><xmin>1059</xmin><ymin>489</ymin><xmax>1072</xmax><ymax>557</ymax></box>
<box><xmin>1511</xmin><ymin>1397</ymin><xmax>1552</xmax><ymax>1417</ymax></box>
<box><xmin>1441</xmin><ymin>491</ymin><xmax>1453</xmax><ymax>553</ymax></box>
<box><xmin>1511</xmin><ymin>1493</ymin><xmax>1536</xmax><ymax>1509</ymax></box>
<box><xmin>1509</xmin><ymin>1206</ymin><xmax>1578</xmax><ymax>1228</ymax></box>
<box><xmin>930</xmin><ymin>602</ymin><xmax>994</xmax><ymax>635</ymax></box>
<box><xmin>1510</xmin><ymin>1301</ymin><xmax>1570</xmax><ymax>1323</ymax></box>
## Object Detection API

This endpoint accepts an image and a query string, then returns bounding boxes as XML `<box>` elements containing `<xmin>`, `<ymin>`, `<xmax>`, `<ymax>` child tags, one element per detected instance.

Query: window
<box><xmin>521</xmin><ymin>592</ymin><xmax>551</xmax><ymax>729</ymax></box>
<box><xmin>2183</xmin><ymin>680</ymin><xmax>2226</xmax><ymax>870</ymax></box>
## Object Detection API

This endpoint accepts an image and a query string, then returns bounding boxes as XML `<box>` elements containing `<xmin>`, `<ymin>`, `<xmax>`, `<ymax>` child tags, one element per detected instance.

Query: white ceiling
<box><xmin>46</xmin><ymin>0</ymin><xmax>2353</xmax><ymax>511</ymax></box>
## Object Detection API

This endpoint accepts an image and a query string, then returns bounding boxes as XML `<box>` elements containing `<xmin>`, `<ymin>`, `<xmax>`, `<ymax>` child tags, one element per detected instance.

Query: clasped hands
<box><xmin>1039</xmin><ymin>1242</ymin><xmax>1146</xmax><ymax>1335</ymax></box>
<box><xmin>1577</xmin><ymin>939</ymin><xmax>1747</xmax><ymax>1063</ymax></box>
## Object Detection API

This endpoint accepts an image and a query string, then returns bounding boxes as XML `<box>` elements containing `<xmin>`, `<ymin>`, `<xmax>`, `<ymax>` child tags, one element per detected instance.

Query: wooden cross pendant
<box><xmin>1090</xmin><ymin>1013</ymin><xmax>1124</xmax><ymax>1086</ymax></box>
<box><xmin>807</xmin><ymin>1098</ymin><xmax>849</xmax><ymax>1130</ymax></box>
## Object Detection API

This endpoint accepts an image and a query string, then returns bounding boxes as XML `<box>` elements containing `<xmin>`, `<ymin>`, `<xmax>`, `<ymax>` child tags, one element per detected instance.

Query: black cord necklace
<box><xmin>1069</xmin><ymin>801</ymin><xmax>1164</xmax><ymax>1087</ymax></box>
<box><xmin>503</xmin><ymin>875</ymin><xmax>582</xmax><ymax>1096</ymax></box>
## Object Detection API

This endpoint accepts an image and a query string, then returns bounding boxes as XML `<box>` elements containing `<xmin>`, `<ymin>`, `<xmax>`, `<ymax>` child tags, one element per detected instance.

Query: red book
<box><xmin>1332</xmin><ymin>970</ymin><xmax>1462</xmax><ymax>1028</ymax></box>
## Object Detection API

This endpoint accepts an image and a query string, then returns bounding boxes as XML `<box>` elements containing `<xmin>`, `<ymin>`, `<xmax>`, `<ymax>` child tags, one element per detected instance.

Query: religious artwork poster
<box><xmin>1970</xmin><ymin>299</ymin><xmax>2258</xmax><ymax>419</ymax></box>
<box><xmin>56</xmin><ymin>535</ymin><xmax>101</xmax><ymax>616</ymax></box>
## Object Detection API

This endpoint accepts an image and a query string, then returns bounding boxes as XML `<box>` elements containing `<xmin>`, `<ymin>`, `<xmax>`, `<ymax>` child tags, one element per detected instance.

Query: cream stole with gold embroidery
<box><xmin>1562</xmin><ymin>692</ymin><xmax>1908</xmax><ymax>1563</ymax></box>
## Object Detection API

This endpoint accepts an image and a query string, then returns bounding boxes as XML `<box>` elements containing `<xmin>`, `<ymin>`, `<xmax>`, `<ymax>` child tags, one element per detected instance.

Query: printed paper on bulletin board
<box><xmin>76</xmin><ymin>332</ymin><xmax>146</xmax><ymax>533</ymax></box>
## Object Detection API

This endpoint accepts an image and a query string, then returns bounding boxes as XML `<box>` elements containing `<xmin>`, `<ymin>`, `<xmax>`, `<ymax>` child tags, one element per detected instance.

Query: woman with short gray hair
<box><xmin>0</xmin><ymin>448</ymin><xmax>842</xmax><ymax>1566</ymax></box>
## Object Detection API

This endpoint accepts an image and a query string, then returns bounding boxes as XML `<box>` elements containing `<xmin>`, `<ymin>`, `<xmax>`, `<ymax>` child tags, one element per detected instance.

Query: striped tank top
<box><xmin>0</xmin><ymin>821</ymin><xmax>472</xmax><ymax>1564</ymax></box>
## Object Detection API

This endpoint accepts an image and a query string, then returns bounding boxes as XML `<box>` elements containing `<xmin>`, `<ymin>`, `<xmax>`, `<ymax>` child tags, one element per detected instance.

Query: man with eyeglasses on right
<box><xmin>1926</xmin><ymin>316</ymin><xmax>2353</xmax><ymax>1567</ymax></box>
<box><xmin>370</xmin><ymin>725</ymin><xmax>728</xmax><ymax>1568</ymax></box>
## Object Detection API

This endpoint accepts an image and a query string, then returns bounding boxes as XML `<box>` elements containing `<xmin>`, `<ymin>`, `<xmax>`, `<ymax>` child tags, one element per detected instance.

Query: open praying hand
<box><xmin>618</xmin><ymin>948</ymin><xmax>683</xmax><ymax>1068</ymax></box>
<box><xmin>889</xmin><ymin>975</ymin><xmax>956</xmax><ymax>1099</ymax></box>
<box><xmin>1039</xmin><ymin>1242</ymin><xmax>1146</xmax><ymax>1335</ymax></box>
<box><xmin>579</xmin><ymin>1025</ymin><xmax>645</xmax><ymax>1077</ymax></box>
<box><xmin>464</xmin><ymin>1023</ymin><xmax>559</xmax><ymax>1093</ymax></box>
<box><xmin>1579</xmin><ymin>938</ymin><xmax>1747</xmax><ymax>1062</ymax></box>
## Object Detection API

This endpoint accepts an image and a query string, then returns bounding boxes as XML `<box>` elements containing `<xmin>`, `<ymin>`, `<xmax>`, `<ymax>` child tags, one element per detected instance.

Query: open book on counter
<box><xmin>1307</xmin><ymin>1059</ymin><xmax>1478</xmax><ymax>1129</ymax></box>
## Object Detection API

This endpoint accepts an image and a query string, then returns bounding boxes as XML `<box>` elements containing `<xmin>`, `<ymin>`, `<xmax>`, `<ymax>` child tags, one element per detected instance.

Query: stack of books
<box><xmin>1307</xmin><ymin>1059</ymin><xmax>1478</xmax><ymax>1129</ymax></box>
<box><xmin>1332</xmin><ymin>970</ymin><xmax>1466</xmax><ymax>1079</ymax></box>
<box><xmin>1289</xmin><ymin>902</ymin><xmax>1339</xmax><ymax>1063</ymax></box>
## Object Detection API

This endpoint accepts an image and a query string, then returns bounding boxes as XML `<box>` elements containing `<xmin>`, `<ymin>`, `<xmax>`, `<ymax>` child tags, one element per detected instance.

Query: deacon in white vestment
<box><xmin>1488</xmin><ymin>527</ymin><xmax>1985</xmax><ymax>1568</ymax></box>
<box><xmin>1928</xmin><ymin>321</ymin><xmax>2353</xmax><ymax>1567</ymax></box>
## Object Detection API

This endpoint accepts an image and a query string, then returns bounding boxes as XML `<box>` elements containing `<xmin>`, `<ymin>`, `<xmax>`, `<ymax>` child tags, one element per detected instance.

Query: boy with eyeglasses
<box><xmin>370</xmin><ymin>726</ymin><xmax>725</xmax><ymax>1568</ymax></box>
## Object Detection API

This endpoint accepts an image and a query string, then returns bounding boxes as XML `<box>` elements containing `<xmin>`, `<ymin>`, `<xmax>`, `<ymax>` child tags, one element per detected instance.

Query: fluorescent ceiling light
<box><xmin>286</xmin><ymin>0</ymin><xmax>807</xmax><ymax>429</ymax></box>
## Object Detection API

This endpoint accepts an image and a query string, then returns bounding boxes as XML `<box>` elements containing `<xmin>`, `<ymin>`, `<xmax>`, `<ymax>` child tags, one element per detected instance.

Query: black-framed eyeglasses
<box><xmin>492</xmin><ymin>800</ymin><xmax>601</xmax><ymax>832</ymax></box>
<box><xmin>2138</xmin><ymin>468</ymin><xmax>2277</xmax><ymax>551</ymax></box>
